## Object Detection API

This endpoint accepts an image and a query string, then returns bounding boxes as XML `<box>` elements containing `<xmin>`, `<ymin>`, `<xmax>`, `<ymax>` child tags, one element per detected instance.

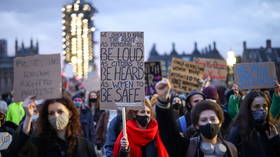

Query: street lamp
<box><xmin>226</xmin><ymin>49</ymin><xmax>237</xmax><ymax>87</ymax></box>
<box><xmin>226</xmin><ymin>49</ymin><xmax>237</xmax><ymax>67</ymax></box>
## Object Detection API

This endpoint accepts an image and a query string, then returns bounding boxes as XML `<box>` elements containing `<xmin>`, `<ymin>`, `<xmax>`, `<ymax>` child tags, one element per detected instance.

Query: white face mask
<box><xmin>48</xmin><ymin>112</ymin><xmax>69</xmax><ymax>130</ymax></box>
<box><xmin>32</xmin><ymin>114</ymin><xmax>39</xmax><ymax>122</ymax></box>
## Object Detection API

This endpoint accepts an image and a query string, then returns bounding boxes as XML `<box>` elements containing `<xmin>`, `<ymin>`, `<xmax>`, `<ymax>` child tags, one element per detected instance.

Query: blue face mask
<box><xmin>251</xmin><ymin>110</ymin><xmax>267</xmax><ymax>123</ymax></box>
<box><xmin>74</xmin><ymin>102</ymin><xmax>82</xmax><ymax>108</ymax></box>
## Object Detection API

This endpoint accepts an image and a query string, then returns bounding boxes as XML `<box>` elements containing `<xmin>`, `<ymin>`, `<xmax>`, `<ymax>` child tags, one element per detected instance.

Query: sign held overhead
<box><xmin>13</xmin><ymin>54</ymin><xmax>62</xmax><ymax>101</ymax></box>
<box><xmin>100</xmin><ymin>32</ymin><xmax>145</xmax><ymax>110</ymax></box>
<box><xmin>234</xmin><ymin>62</ymin><xmax>277</xmax><ymax>90</ymax></box>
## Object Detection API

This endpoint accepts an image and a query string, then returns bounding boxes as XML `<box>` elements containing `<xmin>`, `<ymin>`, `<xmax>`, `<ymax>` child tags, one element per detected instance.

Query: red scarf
<box><xmin>113</xmin><ymin>119</ymin><xmax>169</xmax><ymax>157</ymax></box>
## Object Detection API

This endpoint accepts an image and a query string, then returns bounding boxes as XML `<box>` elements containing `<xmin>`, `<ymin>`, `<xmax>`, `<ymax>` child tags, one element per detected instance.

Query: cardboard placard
<box><xmin>13</xmin><ymin>54</ymin><xmax>62</xmax><ymax>101</ymax></box>
<box><xmin>0</xmin><ymin>132</ymin><xmax>12</xmax><ymax>150</ymax></box>
<box><xmin>234</xmin><ymin>62</ymin><xmax>277</xmax><ymax>89</ymax></box>
<box><xmin>169</xmin><ymin>58</ymin><xmax>204</xmax><ymax>93</ymax></box>
<box><xmin>193</xmin><ymin>57</ymin><xmax>227</xmax><ymax>80</ymax></box>
<box><xmin>145</xmin><ymin>62</ymin><xmax>162</xmax><ymax>96</ymax></box>
<box><xmin>100</xmin><ymin>32</ymin><xmax>145</xmax><ymax>110</ymax></box>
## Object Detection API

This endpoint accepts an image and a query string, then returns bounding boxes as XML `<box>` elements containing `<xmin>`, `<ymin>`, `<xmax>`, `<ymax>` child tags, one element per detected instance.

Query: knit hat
<box><xmin>202</xmin><ymin>85</ymin><xmax>219</xmax><ymax>101</ymax></box>
<box><xmin>72</xmin><ymin>94</ymin><xmax>84</xmax><ymax>102</ymax></box>
<box><xmin>186</xmin><ymin>90</ymin><xmax>205</xmax><ymax>104</ymax></box>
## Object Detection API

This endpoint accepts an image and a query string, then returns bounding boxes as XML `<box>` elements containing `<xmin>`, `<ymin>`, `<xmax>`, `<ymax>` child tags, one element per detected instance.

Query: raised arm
<box><xmin>155</xmin><ymin>79</ymin><xmax>187</xmax><ymax>157</ymax></box>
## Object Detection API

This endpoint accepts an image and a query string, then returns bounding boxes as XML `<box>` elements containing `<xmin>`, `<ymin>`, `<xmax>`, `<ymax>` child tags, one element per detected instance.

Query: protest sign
<box><xmin>0</xmin><ymin>132</ymin><xmax>12</xmax><ymax>150</ymax></box>
<box><xmin>13</xmin><ymin>54</ymin><xmax>61</xmax><ymax>101</ymax></box>
<box><xmin>169</xmin><ymin>58</ymin><xmax>204</xmax><ymax>93</ymax></box>
<box><xmin>145</xmin><ymin>61</ymin><xmax>162</xmax><ymax>96</ymax></box>
<box><xmin>234</xmin><ymin>62</ymin><xmax>277</xmax><ymax>89</ymax></box>
<box><xmin>100</xmin><ymin>32</ymin><xmax>145</xmax><ymax>110</ymax></box>
<box><xmin>193</xmin><ymin>57</ymin><xmax>227</xmax><ymax>80</ymax></box>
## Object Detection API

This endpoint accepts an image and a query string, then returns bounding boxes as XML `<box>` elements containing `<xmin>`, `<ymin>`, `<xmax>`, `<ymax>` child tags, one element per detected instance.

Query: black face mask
<box><xmin>89</xmin><ymin>98</ymin><xmax>97</xmax><ymax>103</ymax></box>
<box><xmin>135</xmin><ymin>115</ymin><xmax>150</xmax><ymax>127</ymax></box>
<box><xmin>173</xmin><ymin>103</ymin><xmax>181</xmax><ymax>110</ymax></box>
<box><xmin>199</xmin><ymin>123</ymin><xmax>220</xmax><ymax>139</ymax></box>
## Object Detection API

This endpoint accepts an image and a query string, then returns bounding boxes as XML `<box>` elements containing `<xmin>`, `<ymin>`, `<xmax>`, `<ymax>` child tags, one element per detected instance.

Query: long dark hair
<box><xmin>88</xmin><ymin>90</ymin><xmax>100</xmax><ymax>108</ymax></box>
<box><xmin>232</xmin><ymin>91</ymin><xmax>272</xmax><ymax>144</ymax></box>
<box><xmin>37</xmin><ymin>97</ymin><xmax>81</xmax><ymax>156</ymax></box>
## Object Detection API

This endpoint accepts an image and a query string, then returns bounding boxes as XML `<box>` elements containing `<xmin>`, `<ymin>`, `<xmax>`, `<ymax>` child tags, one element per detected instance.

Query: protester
<box><xmin>73</xmin><ymin>94</ymin><xmax>96</xmax><ymax>144</ymax></box>
<box><xmin>155</xmin><ymin>79</ymin><xmax>237</xmax><ymax>157</ymax></box>
<box><xmin>270</xmin><ymin>81</ymin><xmax>280</xmax><ymax>119</ymax></box>
<box><xmin>88</xmin><ymin>91</ymin><xmax>103</xmax><ymax>126</ymax></box>
<box><xmin>104</xmin><ymin>113</ymin><xmax>122</xmax><ymax>157</ymax></box>
<box><xmin>6</xmin><ymin>101</ymin><xmax>24</xmax><ymax>126</ymax></box>
<box><xmin>177</xmin><ymin>90</ymin><xmax>205</xmax><ymax>134</ymax></box>
<box><xmin>95</xmin><ymin>110</ymin><xmax>109</xmax><ymax>154</ymax></box>
<box><xmin>1</xmin><ymin>92</ymin><xmax>13</xmax><ymax>106</ymax></box>
<box><xmin>113</xmin><ymin>99</ymin><xmax>169</xmax><ymax>157</ymax></box>
<box><xmin>202</xmin><ymin>85</ymin><xmax>220</xmax><ymax>103</ymax></box>
<box><xmin>0</xmin><ymin>100</ymin><xmax>16</xmax><ymax>157</ymax></box>
<box><xmin>216</xmin><ymin>85</ymin><xmax>227</xmax><ymax>106</ymax></box>
<box><xmin>228</xmin><ymin>83</ymin><xmax>242</xmax><ymax>120</ymax></box>
<box><xmin>12</xmin><ymin>96</ymin><xmax>97</xmax><ymax>157</ymax></box>
<box><xmin>171</xmin><ymin>94</ymin><xmax>184</xmax><ymax>119</ymax></box>
<box><xmin>227</xmin><ymin>91</ymin><xmax>280</xmax><ymax>157</ymax></box>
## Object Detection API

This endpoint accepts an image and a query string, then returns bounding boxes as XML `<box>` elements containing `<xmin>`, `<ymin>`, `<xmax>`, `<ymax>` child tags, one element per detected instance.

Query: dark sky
<box><xmin>1</xmin><ymin>0</ymin><xmax>280</xmax><ymax>61</ymax></box>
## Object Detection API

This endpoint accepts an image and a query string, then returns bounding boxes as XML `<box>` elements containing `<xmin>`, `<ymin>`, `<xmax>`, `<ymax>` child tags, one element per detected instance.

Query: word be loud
<box><xmin>101</xmin><ymin>47</ymin><xmax>143</xmax><ymax>61</ymax></box>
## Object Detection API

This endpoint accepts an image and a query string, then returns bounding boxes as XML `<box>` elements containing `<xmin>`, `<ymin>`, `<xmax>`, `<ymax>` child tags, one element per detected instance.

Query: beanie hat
<box><xmin>202</xmin><ymin>85</ymin><xmax>219</xmax><ymax>101</ymax></box>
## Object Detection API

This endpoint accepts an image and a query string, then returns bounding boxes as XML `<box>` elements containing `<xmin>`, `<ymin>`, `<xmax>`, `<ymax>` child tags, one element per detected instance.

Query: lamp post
<box><xmin>226</xmin><ymin>49</ymin><xmax>237</xmax><ymax>87</ymax></box>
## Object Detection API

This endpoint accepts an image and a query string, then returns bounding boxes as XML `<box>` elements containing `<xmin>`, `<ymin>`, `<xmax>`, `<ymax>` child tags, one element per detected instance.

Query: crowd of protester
<box><xmin>0</xmin><ymin>77</ymin><xmax>279</xmax><ymax>157</ymax></box>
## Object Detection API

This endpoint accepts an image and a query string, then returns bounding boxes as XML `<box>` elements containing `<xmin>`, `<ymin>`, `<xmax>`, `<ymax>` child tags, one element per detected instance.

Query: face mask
<box><xmin>32</xmin><ymin>114</ymin><xmax>39</xmax><ymax>122</ymax></box>
<box><xmin>135</xmin><ymin>115</ymin><xmax>150</xmax><ymax>127</ymax></box>
<box><xmin>48</xmin><ymin>112</ymin><xmax>69</xmax><ymax>130</ymax></box>
<box><xmin>252</xmin><ymin>110</ymin><xmax>267</xmax><ymax>123</ymax></box>
<box><xmin>89</xmin><ymin>98</ymin><xmax>97</xmax><ymax>103</ymax></box>
<box><xmin>173</xmin><ymin>103</ymin><xmax>181</xmax><ymax>110</ymax></box>
<box><xmin>199</xmin><ymin>123</ymin><xmax>220</xmax><ymax>139</ymax></box>
<box><xmin>74</xmin><ymin>102</ymin><xmax>82</xmax><ymax>108</ymax></box>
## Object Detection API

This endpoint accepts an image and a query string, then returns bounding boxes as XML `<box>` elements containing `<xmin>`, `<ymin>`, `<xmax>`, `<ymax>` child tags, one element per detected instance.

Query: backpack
<box><xmin>178</xmin><ymin>116</ymin><xmax>188</xmax><ymax>133</ymax></box>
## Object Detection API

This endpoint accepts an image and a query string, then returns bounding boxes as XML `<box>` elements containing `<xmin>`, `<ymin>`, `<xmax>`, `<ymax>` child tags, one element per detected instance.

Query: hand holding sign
<box><xmin>120</xmin><ymin>136</ymin><xmax>129</xmax><ymax>150</ymax></box>
<box><xmin>155</xmin><ymin>78</ymin><xmax>171</xmax><ymax>101</ymax></box>
<box><xmin>22</xmin><ymin>96</ymin><xmax>37</xmax><ymax>117</ymax></box>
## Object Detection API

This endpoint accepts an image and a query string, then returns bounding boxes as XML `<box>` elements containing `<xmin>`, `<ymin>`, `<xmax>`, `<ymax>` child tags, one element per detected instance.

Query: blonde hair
<box><xmin>126</xmin><ymin>99</ymin><xmax>153</xmax><ymax>121</ymax></box>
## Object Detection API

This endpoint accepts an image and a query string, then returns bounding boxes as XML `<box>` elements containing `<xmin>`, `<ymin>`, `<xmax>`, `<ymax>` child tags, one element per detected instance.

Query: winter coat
<box><xmin>6</xmin><ymin>102</ymin><xmax>25</xmax><ymax>125</ymax></box>
<box><xmin>10</xmin><ymin>128</ymin><xmax>96</xmax><ymax>157</ymax></box>
<box><xmin>104</xmin><ymin>114</ymin><xmax>122</xmax><ymax>157</ymax></box>
<box><xmin>156</xmin><ymin>100</ymin><xmax>237</xmax><ymax>157</ymax></box>
<box><xmin>227</xmin><ymin>125</ymin><xmax>280</xmax><ymax>157</ymax></box>
<box><xmin>0</xmin><ymin>121</ymin><xmax>18</xmax><ymax>157</ymax></box>
<box><xmin>80</xmin><ymin>106</ymin><xmax>95</xmax><ymax>143</ymax></box>
<box><xmin>228</xmin><ymin>95</ymin><xmax>241</xmax><ymax>120</ymax></box>
<box><xmin>270</xmin><ymin>94</ymin><xmax>280</xmax><ymax>119</ymax></box>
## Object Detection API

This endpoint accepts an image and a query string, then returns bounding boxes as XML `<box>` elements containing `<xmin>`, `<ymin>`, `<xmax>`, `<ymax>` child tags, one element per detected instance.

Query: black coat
<box><xmin>227</xmin><ymin>125</ymin><xmax>280</xmax><ymax>157</ymax></box>
<box><xmin>10</xmin><ymin>129</ymin><xmax>96</xmax><ymax>157</ymax></box>
<box><xmin>156</xmin><ymin>101</ymin><xmax>236</xmax><ymax>157</ymax></box>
